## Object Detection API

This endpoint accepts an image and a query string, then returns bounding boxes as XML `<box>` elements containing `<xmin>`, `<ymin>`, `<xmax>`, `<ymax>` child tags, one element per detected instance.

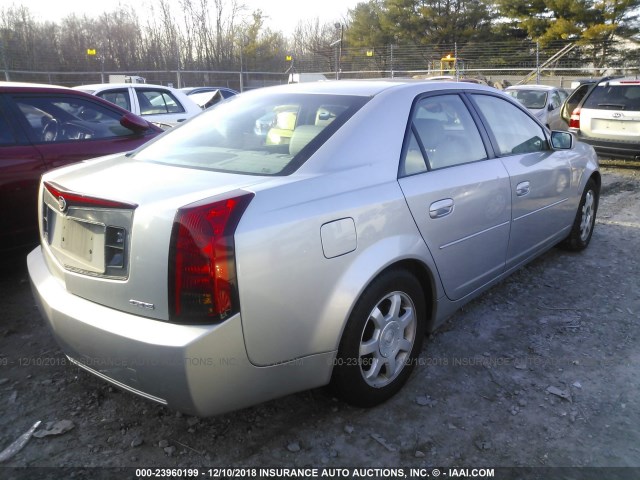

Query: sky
<box><xmin>9</xmin><ymin>0</ymin><xmax>361</xmax><ymax>36</ymax></box>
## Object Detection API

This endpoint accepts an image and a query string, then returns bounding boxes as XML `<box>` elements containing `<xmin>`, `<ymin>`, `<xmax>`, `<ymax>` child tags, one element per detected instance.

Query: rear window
<box><xmin>133</xmin><ymin>92</ymin><xmax>369</xmax><ymax>175</ymax></box>
<box><xmin>583</xmin><ymin>84</ymin><xmax>640</xmax><ymax>111</ymax></box>
<box><xmin>506</xmin><ymin>90</ymin><xmax>548</xmax><ymax>110</ymax></box>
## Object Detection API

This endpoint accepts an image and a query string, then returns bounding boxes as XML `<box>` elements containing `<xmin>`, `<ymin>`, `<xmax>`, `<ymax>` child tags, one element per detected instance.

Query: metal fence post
<box><xmin>536</xmin><ymin>41</ymin><xmax>540</xmax><ymax>84</ymax></box>
<box><xmin>0</xmin><ymin>36</ymin><xmax>9</xmax><ymax>81</ymax></box>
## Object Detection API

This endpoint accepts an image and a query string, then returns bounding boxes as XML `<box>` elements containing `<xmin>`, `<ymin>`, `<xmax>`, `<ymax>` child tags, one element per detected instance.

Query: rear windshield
<box><xmin>583</xmin><ymin>84</ymin><xmax>640</xmax><ymax>111</ymax></box>
<box><xmin>133</xmin><ymin>92</ymin><xmax>369</xmax><ymax>175</ymax></box>
<box><xmin>506</xmin><ymin>90</ymin><xmax>548</xmax><ymax>110</ymax></box>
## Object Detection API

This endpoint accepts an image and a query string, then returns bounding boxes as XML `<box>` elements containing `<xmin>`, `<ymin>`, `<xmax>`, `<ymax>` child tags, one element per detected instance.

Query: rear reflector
<box><xmin>168</xmin><ymin>191</ymin><xmax>254</xmax><ymax>324</ymax></box>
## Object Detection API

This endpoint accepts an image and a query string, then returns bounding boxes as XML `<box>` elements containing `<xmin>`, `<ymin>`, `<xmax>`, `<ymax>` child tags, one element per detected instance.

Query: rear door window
<box><xmin>400</xmin><ymin>94</ymin><xmax>487</xmax><ymax>174</ymax></box>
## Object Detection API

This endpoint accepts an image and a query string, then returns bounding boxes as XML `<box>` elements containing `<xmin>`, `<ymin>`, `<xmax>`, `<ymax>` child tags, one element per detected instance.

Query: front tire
<box><xmin>561</xmin><ymin>178</ymin><xmax>598</xmax><ymax>251</ymax></box>
<box><xmin>331</xmin><ymin>269</ymin><xmax>426</xmax><ymax>407</ymax></box>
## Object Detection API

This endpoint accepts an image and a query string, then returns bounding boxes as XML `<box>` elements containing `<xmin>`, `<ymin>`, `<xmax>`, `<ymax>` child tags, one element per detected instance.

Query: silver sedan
<box><xmin>28</xmin><ymin>80</ymin><xmax>600</xmax><ymax>416</ymax></box>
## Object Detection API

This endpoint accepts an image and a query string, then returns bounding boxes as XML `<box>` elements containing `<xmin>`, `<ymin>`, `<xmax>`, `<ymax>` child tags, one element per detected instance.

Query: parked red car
<box><xmin>0</xmin><ymin>82</ymin><xmax>162</xmax><ymax>253</ymax></box>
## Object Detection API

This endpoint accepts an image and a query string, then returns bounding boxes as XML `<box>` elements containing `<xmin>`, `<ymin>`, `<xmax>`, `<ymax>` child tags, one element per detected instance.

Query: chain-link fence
<box><xmin>2</xmin><ymin>39</ymin><xmax>639</xmax><ymax>90</ymax></box>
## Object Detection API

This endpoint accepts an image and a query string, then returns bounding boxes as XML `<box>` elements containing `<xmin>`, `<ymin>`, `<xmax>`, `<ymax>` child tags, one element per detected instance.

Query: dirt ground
<box><xmin>1</xmin><ymin>164</ymin><xmax>639</xmax><ymax>475</ymax></box>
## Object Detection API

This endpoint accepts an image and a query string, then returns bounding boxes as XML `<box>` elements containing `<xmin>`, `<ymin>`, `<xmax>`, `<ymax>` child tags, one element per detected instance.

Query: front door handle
<box><xmin>516</xmin><ymin>181</ymin><xmax>531</xmax><ymax>197</ymax></box>
<box><xmin>430</xmin><ymin>198</ymin><xmax>454</xmax><ymax>219</ymax></box>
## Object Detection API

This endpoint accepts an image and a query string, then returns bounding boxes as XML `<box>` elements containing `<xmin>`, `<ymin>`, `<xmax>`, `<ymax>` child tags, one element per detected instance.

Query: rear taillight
<box><xmin>168</xmin><ymin>191</ymin><xmax>254</xmax><ymax>324</ymax></box>
<box><xmin>569</xmin><ymin>107</ymin><xmax>581</xmax><ymax>129</ymax></box>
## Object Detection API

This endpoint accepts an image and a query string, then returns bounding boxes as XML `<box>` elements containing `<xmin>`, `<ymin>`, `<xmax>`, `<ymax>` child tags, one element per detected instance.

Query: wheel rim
<box><xmin>358</xmin><ymin>291</ymin><xmax>417</xmax><ymax>388</ymax></box>
<box><xmin>579</xmin><ymin>190</ymin><xmax>595</xmax><ymax>242</ymax></box>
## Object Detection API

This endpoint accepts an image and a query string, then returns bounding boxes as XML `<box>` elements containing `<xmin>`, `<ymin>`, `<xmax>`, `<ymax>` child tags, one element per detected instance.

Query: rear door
<box><xmin>398</xmin><ymin>92</ymin><xmax>512</xmax><ymax>301</ymax></box>
<box><xmin>468</xmin><ymin>93</ymin><xmax>573</xmax><ymax>270</ymax></box>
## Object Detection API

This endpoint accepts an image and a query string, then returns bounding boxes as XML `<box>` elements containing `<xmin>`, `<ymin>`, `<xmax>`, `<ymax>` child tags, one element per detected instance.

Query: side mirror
<box><xmin>548</xmin><ymin>103</ymin><xmax>554</xmax><ymax>111</ymax></box>
<box><xmin>120</xmin><ymin>113</ymin><xmax>150</xmax><ymax>134</ymax></box>
<box><xmin>550</xmin><ymin>131</ymin><xmax>573</xmax><ymax>150</ymax></box>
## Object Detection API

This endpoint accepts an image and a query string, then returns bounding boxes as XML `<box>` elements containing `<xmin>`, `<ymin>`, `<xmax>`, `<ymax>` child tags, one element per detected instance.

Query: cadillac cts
<box><xmin>28</xmin><ymin>80</ymin><xmax>600</xmax><ymax>416</ymax></box>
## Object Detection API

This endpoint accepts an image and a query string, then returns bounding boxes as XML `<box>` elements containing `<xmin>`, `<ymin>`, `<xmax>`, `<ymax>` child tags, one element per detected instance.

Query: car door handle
<box><xmin>516</xmin><ymin>181</ymin><xmax>531</xmax><ymax>197</ymax></box>
<box><xmin>429</xmin><ymin>198</ymin><xmax>454</xmax><ymax>219</ymax></box>
<box><xmin>177</xmin><ymin>119</ymin><xmax>186</xmax><ymax>122</ymax></box>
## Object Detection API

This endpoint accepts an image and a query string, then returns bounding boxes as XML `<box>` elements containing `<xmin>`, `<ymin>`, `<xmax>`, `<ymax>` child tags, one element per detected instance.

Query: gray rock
<box><xmin>130</xmin><ymin>436</ymin><xmax>144</xmax><ymax>448</ymax></box>
<box><xmin>287</xmin><ymin>441</ymin><xmax>301</xmax><ymax>453</ymax></box>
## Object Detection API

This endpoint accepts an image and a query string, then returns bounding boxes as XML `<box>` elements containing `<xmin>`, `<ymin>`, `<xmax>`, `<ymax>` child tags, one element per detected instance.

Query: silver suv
<box><xmin>568</xmin><ymin>77</ymin><xmax>640</xmax><ymax>159</ymax></box>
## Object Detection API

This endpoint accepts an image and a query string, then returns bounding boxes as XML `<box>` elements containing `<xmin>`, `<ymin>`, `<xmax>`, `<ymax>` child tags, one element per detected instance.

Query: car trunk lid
<box><xmin>39</xmin><ymin>154</ymin><xmax>268</xmax><ymax>321</ymax></box>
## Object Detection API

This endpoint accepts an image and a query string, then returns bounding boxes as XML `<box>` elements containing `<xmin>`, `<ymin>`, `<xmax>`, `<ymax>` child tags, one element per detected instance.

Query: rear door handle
<box><xmin>430</xmin><ymin>198</ymin><xmax>454</xmax><ymax>219</ymax></box>
<box><xmin>516</xmin><ymin>181</ymin><xmax>530</xmax><ymax>197</ymax></box>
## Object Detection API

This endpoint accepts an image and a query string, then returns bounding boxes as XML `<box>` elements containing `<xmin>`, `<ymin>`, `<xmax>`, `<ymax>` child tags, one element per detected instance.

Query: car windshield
<box><xmin>133</xmin><ymin>92</ymin><xmax>369</xmax><ymax>175</ymax></box>
<box><xmin>507</xmin><ymin>90</ymin><xmax>548</xmax><ymax>110</ymax></box>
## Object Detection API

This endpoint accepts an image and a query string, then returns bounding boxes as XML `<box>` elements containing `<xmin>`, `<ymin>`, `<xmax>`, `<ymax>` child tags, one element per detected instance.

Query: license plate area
<box><xmin>51</xmin><ymin>216</ymin><xmax>106</xmax><ymax>274</ymax></box>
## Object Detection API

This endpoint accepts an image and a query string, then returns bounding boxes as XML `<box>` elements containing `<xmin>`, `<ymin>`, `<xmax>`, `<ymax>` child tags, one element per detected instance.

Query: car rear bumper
<box><xmin>572</xmin><ymin>131</ymin><xmax>640</xmax><ymax>159</ymax></box>
<box><xmin>27</xmin><ymin>247</ymin><xmax>334</xmax><ymax>417</ymax></box>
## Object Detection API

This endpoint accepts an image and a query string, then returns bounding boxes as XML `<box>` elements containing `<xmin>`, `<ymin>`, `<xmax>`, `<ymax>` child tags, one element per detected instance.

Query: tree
<box><xmin>381</xmin><ymin>0</ymin><xmax>493</xmax><ymax>46</ymax></box>
<box><xmin>495</xmin><ymin>0</ymin><xmax>640</xmax><ymax>68</ymax></box>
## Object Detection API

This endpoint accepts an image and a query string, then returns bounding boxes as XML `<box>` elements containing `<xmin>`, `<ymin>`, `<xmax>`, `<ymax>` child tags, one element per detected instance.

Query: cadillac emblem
<box><xmin>57</xmin><ymin>196</ymin><xmax>67</xmax><ymax>212</ymax></box>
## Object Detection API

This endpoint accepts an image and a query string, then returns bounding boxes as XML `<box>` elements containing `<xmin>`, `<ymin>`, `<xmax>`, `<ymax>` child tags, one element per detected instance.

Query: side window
<box><xmin>472</xmin><ymin>94</ymin><xmax>548</xmax><ymax>156</ymax></box>
<box><xmin>136</xmin><ymin>89</ymin><xmax>185</xmax><ymax>115</ymax></box>
<box><xmin>14</xmin><ymin>95</ymin><xmax>137</xmax><ymax>143</ymax></box>
<box><xmin>97</xmin><ymin>89</ymin><xmax>131</xmax><ymax>111</ymax></box>
<box><xmin>401</xmin><ymin>94</ymin><xmax>487</xmax><ymax>174</ymax></box>
<box><xmin>0</xmin><ymin>110</ymin><xmax>17</xmax><ymax>145</ymax></box>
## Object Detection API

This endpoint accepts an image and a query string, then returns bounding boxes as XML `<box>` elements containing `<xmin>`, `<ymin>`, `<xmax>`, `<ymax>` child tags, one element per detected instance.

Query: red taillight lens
<box><xmin>44</xmin><ymin>181</ymin><xmax>138</xmax><ymax>210</ymax></box>
<box><xmin>168</xmin><ymin>191</ymin><xmax>254</xmax><ymax>324</ymax></box>
<box><xmin>569</xmin><ymin>107</ymin><xmax>581</xmax><ymax>129</ymax></box>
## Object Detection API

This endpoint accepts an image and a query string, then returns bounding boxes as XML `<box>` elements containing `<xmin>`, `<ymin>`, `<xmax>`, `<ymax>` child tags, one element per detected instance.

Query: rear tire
<box><xmin>561</xmin><ymin>178</ymin><xmax>598</xmax><ymax>251</ymax></box>
<box><xmin>331</xmin><ymin>269</ymin><xmax>426</xmax><ymax>407</ymax></box>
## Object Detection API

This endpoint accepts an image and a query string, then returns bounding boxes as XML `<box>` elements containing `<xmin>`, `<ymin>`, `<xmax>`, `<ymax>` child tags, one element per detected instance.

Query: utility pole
<box><xmin>332</xmin><ymin>23</ymin><xmax>343</xmax><ymax>80</ymax></box>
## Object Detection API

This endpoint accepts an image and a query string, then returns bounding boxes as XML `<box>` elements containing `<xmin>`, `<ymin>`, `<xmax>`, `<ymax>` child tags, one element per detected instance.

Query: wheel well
<box><xmin>377</xmin><ymin>259</ymin><xmax>437</xmax><ymax>333</ymax></box>
<box><xmin>590</xmin><ymin>171</ymin><xmax>602</xmax><ymax>194</ymax></box>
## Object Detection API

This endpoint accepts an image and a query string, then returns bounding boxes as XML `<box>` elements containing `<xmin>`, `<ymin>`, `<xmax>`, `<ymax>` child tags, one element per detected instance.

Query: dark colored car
<box><xmin>0</xmin><ymin>82</ymin><xmax>163</xmax><ymax>253</ymax></box>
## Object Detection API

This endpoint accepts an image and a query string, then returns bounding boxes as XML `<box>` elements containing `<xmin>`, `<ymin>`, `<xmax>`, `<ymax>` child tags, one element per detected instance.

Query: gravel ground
<box><xmin>1</xmin><ymin>165</ymin><xmax>639</xmax><ymax>476</ymax></box>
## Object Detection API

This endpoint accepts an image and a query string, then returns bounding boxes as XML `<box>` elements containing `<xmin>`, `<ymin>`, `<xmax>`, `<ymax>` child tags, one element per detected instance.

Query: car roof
<box><xmin>505</xmin><ymin>85</ymin><xmax>558</xmax><ymax>91</ymax></box>
<box><xmin>244</xmin><ymin>79</ymin><xmax>496</xmax><ymax>97</ymax></box>
<box><xmin>597</xmin><ymin>76</ymin><xmax>640</xmax><ymax>86</ymax></box>
<box><xmin>74</xmin><ymin>83</ymin><xmax>181</xmax><ymax>91</ymax></box>
<box><xmin>0</xmin><ymin>81</ymin><xmax>73</xmax><ymax>92</ymax></box>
